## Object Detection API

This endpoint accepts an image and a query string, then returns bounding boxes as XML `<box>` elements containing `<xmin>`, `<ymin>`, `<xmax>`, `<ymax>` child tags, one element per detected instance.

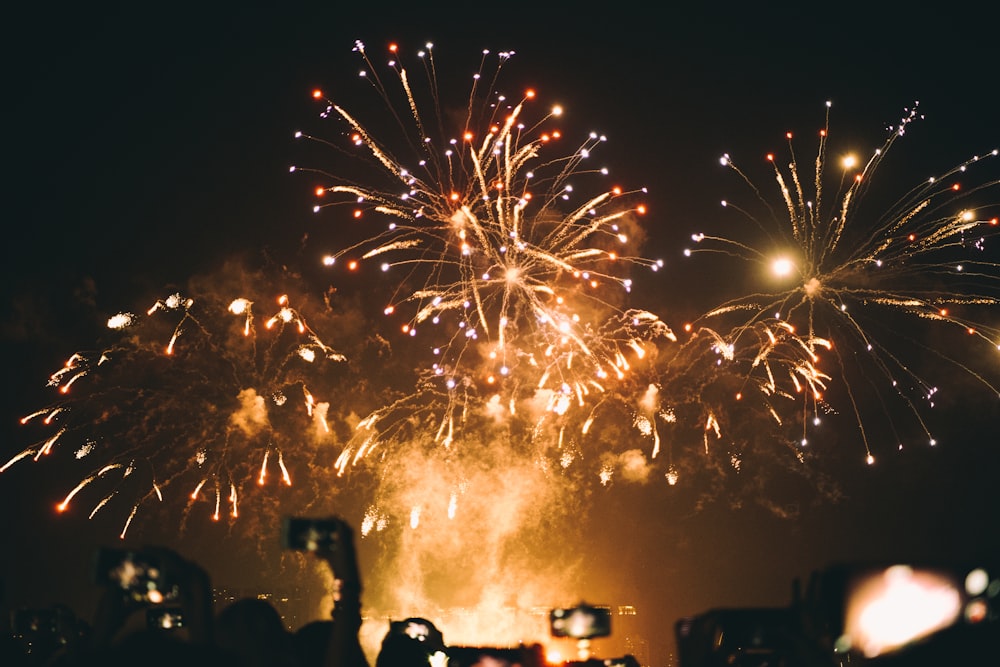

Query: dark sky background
<box><xmin>2</xmin><ymin>2</ymin><xmax>999</xmax><ymax>663</ymax></box>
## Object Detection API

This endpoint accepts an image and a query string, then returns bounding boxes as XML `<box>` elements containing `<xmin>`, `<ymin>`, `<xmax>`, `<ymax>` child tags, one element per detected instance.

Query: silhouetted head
<box><xmin>214</xmin><ymin>597</ymin><xmax>292</xmax><ymax>667</ymax></box>
<box><xmin>375</xmin><ymin>617</ymin><xmax>445</xmax><ymax>667</ymax></box>
<box><xmin>292</xmin><ymin>619</ymin><xmax>334</xmax><ymax>667</ymax></box>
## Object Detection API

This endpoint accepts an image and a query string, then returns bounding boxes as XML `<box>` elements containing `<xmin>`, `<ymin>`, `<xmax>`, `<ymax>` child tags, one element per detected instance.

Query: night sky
<box><xmin>2</xmin><ymin>2</ymin><xmax>999</xmax><ymax>663</ymax></box>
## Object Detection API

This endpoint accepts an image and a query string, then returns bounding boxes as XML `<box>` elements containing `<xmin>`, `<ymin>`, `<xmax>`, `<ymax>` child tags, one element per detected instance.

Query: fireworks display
<box><xmin>684</xmin><ymin>101</ymin><xmax>1000</xmax><ymax>462</ymax></box>
<box><xmin>5</xmin><ymin>36</ymin><xmax>1000</xmax><ymax>656</ymax></box>
<box><xmin>5</xmin><ymin>263</ymin><xmax>347</xmax><ymax>538</ymax></box>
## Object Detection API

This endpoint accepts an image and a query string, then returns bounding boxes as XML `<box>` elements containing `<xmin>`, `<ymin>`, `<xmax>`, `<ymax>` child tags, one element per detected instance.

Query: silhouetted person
<box><xmin>76</xmin><ymin>545</ymin><xmax>216</xmax><ymax>666</ymax></box>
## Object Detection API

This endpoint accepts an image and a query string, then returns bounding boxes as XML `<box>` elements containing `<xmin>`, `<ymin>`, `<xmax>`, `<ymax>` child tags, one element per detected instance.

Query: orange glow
<box><xmin>540</xmin><ymin>133</ymin><xmax>550</xmax><ymax>142</ymax></box>
<box><xmin>952</xmin><ymin>183</ymin><xmax>961</xmax><ymax>191</ymax></box>
<box><xmin>494</xmin><ymin>181</ymin><xmax>504</xmax><ymax>190</ymax></box>
<box><xmin>56</xmin><ymin>503</ymin><xmax>68</xmax><ymax>513</ymax></box>
<box><xmin>348</xmin><ymin>260</ymin><xmax>358</xmax><ymax>271</ymax></box>
<box><xmin>312</xmin><ymin>89</ymin><xmax>323</xmax><ymax>99</ymax></box>
<box><xmin>611</xmin><ymin>186</ymin><xmax>622</xmax><ymax>195</ymax></box>
<box><xmin>525</xmin><ymin>89</ymin><xmax>535</xmax><ymax>99</ymax></box>
<box><xmin>940</xmin><ymin>308</ymin><xmax>949</xmax><ymax>316</ymax></box>
<box><xmin>450</xmin><ymin>192</ymin><xmax>460</xmax><ymax>201</ymax></box>
<box><xmin>968</xmin><ymin>327</ymin><xmax>976</xmax><ymax>335</ymax></box>
<box><xmin>735</xmin><ymin>392</ymin><xmax>742</xmax><ymax>400</ymax></box>
<box><xmin>991</xmin><ymin>218</ymin><xmax>999</xmax><ymax>225</ymax></box>
<box><xmin>684</xmin><ymin>323</ymin><xmax>692</xmax><ymax>332</ymax></box>
<box><xmin>786</xmin><ymin>132</ymin><xmax>793</xmax><ymax>139</ymax></box>
<box><xmin>402</xmin><ymin>325</ymin><xmax>410</xmax><ymax>333</ymax></box>
<box><xmin>766</xmin><ymin>153</ymin><xmax>775</xmax><ymax>161</ymax></box>
<box><xmin>908</xmin><ymin>234</ymin><xmax>916</xmax><ymax>241</ymax></box>
<box><xmin>314</xmin><ymin>186</ymin><xmax>325</xmax><ymax>196</ymax></box>
<box><xmin>608</xmin><ymin>252</ymin><xmax>617</xmax><ymax>260</ymax></box>
<box><xmin>463</xmin><ymin>131</ymin><xmax>473</xmax><ymax>141</ymax></box>
<box><xmin>636</xmin><ymin>204</ymin><xmax>647</xmax><ymax>214</ymax></box>
<box><xmin>59</xmin><ymin>386</ymin><xmax>69</xmax><ymax>394</ymax></box>
<box><xmin>820</xmin><ymin>129</ymin><xmax>827</xmax><ymax>137</ymax></box>
<box><xmin>389</xmin><ymin>43</ymin><xmax>398</xmax><ymax>53</ymax></box>
<box><xmin>486</xmin><ymin>375</ymin><xmax>496</xmax><ymax>384</ymax></box>
<box><xmin>353</xmin><ymin>210</ymin><xmax>362</xmax><ymax>218</ymax></box>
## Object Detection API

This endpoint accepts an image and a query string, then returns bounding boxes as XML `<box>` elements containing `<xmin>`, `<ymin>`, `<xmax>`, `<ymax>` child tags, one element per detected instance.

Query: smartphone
<box><xmin>147</xmin><ymin>606</ymin><xmax>185</xmax><ymax>631</ymax></box>
<box><xmin>550</xmin><ymin>604</ymin><xmax>612</xmax><ymax>639</ymax></box>
<box><xmin>281</xmin><ymin>516</ymin><xmax>342</xmax><ymax>552</ymax></box>
<box><xmin>93</xmin><ymin>548</ymin><xmax>178</xmax><ymax>604</ymax></box>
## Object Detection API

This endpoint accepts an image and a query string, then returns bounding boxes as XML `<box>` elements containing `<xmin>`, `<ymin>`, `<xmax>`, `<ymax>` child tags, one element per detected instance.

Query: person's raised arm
<box><xmin>312</xmin><ymin>518</ymin><xmax>369</xmax><ymax>667</ymax></box>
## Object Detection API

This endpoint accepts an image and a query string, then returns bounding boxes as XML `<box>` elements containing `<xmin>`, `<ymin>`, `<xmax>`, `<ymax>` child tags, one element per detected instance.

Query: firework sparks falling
<box><xmin>684</xmin><ymin>101</ymin><xmax>1000</xmax><ymax>461</ymax></box>
<box><xmin>5</xmin><ymin>265</ymin><xmax>347</xmax><ymax>537</ymax></box>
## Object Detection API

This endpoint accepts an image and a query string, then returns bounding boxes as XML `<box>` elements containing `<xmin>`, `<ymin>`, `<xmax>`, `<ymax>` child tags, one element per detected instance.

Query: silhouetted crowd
<box><xmin>0</xmin><ymin>519</ymin><xmax>560</xmax><ymax>667</ymax></box>
<box><xmin>2</xmin><ymin>518</ymin><xmax>998</xmax><ymax>666</ymax></box>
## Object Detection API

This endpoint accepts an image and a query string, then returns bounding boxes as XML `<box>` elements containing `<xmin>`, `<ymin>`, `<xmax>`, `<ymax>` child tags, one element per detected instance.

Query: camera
<box><xmin>146</xmin><ymin>606</ymin><xmax>185</xmax><ymax>631</ymax></box>
<box><xmin>550</xmin><ymin>604</ymin><xmax>612</xmax><ymax>640</ymax></box>
<box><xmin>281</xmin><ymin>516</ymin><xmax>343</xmax><ymax>552</ymax></box>
<box><xmin>92</xmin><ymin>548</ymin><xmax>179</xmax><ymax>604</ymax></box>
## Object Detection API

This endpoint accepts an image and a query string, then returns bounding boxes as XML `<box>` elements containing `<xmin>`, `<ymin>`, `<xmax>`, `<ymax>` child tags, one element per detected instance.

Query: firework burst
<box><xmin>5</xmin><ymin>263</ymin><xmax>347</xmax><ymax>538</ymax></box>
<box><xmin>683</xmin><ymin>101</ymin><xmax>1000</xmax><ymax>462</ymax></box>
<box><xmin>293</xmin><ymin>41</ymin><xmax>676</xmax><ymax>483</ymax></box>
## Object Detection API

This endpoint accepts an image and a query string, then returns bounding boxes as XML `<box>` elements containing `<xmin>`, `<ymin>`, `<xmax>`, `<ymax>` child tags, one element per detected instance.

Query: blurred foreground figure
<box><xmin>76</xmin><ymin>545</ymin><xmax>219</xmax><ymax>666</ymax></box>
<box><xmin>280</xmin><ymin>516</ymin><xmax>369</xmax><ymax>667</ymax></box>
<box><xmin>675</xmin><ymin>560</ymin><xmax>1000</xmax><ymax>666</ymax></box>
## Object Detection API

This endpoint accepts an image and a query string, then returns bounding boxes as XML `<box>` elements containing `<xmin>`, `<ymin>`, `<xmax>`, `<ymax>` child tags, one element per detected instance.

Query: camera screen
<box><xmin>839</xmin><ymin>564</ymin><xmax>995</xmax><ymax>658</ymax></box>
<box><xmin>94</xmin><ymin>549</ymin><xmax>178</xmax><ymax>603</ymax></box>
<box><xmin>550</xmin><ymin>605</ymin><xmax>612</xmax><ymax>639</ymax></box>
<box><xmin>281</xmin><ymin>517</ymin><xmax>340</xmax><ymax>552</ymax></box>
<box><xmin>147</xmin><ymin>607</ymin><xmax>185</xmax><ymax>630</ymax></box>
